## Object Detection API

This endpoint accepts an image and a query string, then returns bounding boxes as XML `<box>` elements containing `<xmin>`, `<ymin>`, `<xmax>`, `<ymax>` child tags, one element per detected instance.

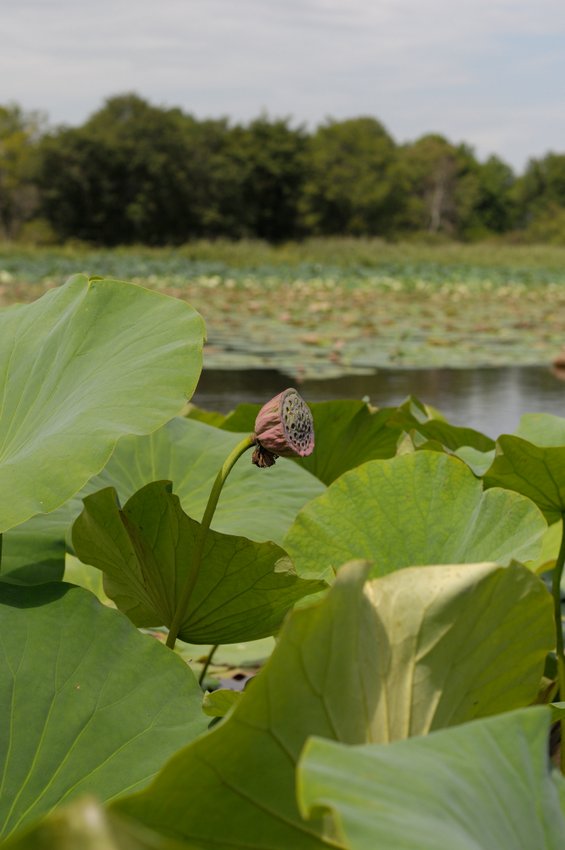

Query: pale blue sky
<box><xmin>2</xmin><ymin>0</ymin><xmax>565</xmax><ymax>171</ymax></box>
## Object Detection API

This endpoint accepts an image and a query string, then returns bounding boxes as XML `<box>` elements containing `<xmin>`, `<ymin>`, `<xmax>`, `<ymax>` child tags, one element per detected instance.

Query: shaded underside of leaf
<box><xmin>72</xmin><ymin>481</ymin><xmax>327</xmax><ymax>644</ymax></box>
<box><xmin>363</xmin><ymin>562</ymin><xmax>554</xmax><ymax>739</ymax></box>
<box><xmin>485</xmin><ymin>434</ymin><xmax>565</xmax><ymax>523</ymax></box>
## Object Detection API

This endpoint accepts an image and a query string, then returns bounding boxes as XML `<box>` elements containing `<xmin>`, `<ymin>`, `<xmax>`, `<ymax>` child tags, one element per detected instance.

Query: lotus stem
<box><xmin>552</xmin><ymin>515</ymin><xmax>565</xmax><ymax>773</ymax></box>
<box><xmin>166</xmin><ymin>434</ymin><xmax>255</xmax><ymax>650</ymax></box>
<box><xmin>198</xmin><ymin>644</ymin><xmax>219</xmax><ymax>686</ymax></box>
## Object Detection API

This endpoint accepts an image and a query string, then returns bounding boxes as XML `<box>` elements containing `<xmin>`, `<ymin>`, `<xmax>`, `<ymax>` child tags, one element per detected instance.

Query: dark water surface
<box><xmin>193</xmin><ymin>366</ymin><xmax>565</xmax><ymax>438</ymax></box>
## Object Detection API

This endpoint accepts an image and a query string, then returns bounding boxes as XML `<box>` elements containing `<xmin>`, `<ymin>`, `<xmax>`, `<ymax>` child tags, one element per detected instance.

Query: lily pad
<box><xmin>392</xmin><ymin>410</ymin><xmax>496</xmax><ymax>475</ymax></box>
<box><xmin>285</xmin><ymin>451</ymin><xmax>547</xmax><ymax>579</ymax></box>
<box><xmin>202</xmin><ymin>689</ymin><xmax>242</xmax><ymax>718</ymax></box>
<box><xmin>516</xmin><ymin>413</ymin><xmax>565</xmax><ymax>446</ymax></box>
<box><xmin>0</xmin><ymin>275</ymin><xmax>205</xmax><ymax>534</ymax></box>
<box><xmin>0</xmin><ymin>583</ymin><xmax>208</xmax><ymax>840</ymax></box>
<box><xmin>485</xmin><ymin>419</ymin><xmax>565</xmax><ymax>522</ymax></box>
<box><xmin>0</xmin><ymin>509</ymin><xmax>69</xmax><ymax>584</ymax></box>
<box><xmin>297</xmin><ymin>708</ymin><xmax>565</xmax><ymax>850</ymax></box>
<box><xmin>527</xmin><ymin>520</ymin><xmax>563</xmax><ymax>574</ymax></box>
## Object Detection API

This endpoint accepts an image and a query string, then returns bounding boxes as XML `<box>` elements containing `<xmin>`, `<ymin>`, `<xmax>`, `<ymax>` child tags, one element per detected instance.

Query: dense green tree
<box><xmin>472</xmin><ymin>155</ymin><xmax>516</xmax><ymax>234</ymax></box>
<box><xmin>224</xmin><ymin>116</ymin><xmax>308</xmax><ymax>241</ymax></box>
<box><xmin>38</xmin><ymin>94</ymin><xmax>223</xmax><ymax>244</ymax></box>
<box><xmin>37</xmin><ymin>97</ymin><xmax>309</xmax><ymax>244</ymax></box>
<box><xmin>396</xmin><ymin>135</ymin><xmax>472</xmax><ymax>235</ymax></box>
<box><xmin>299</xmin><ymin>117</ymin><xmax>401</xmax><ymax>236</ymax></box>
<box><xmin>512</xmin><ymin>153</ymin><xmax>565</xmax><ymax>227</ymax></box>
<box><xmin>0</xmin><ymin>92</ymin><xmax>555</xmax><ymax>244</ymax></box>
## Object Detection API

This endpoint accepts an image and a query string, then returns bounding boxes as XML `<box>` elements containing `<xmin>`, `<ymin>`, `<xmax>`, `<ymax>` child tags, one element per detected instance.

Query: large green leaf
<box><xmin>0</xmin><ymin>275</ymin><xmax>205</xmax><ymax>533</ymax></box>
<box><xmin>113</xmin><ymin>559</ymin><xmax>552</xmax><ymax>848</ymax></box>
<box><xmin>297</xmin><ymin>708</ymin><xmax>565</xmax><ymax>850</ymax></box>
<box><xmin>485</xmin><ymin>418</ymin><xmax>565</xmax><ymax>522</ymax></box>
<box><xmin>114</xmin><ymin>562</ymin><xmax>377</xmax><ymax>849</ymax></box>
<box><xmin>72</xmin><ymin>481</ymin><xmax>326</xmax><ymax>644</ymax></box>
<box><xmin>0</xmin><ymin>583</ymin><xmax>208</xmax><ymax>840</ymax></box>
<box><xmin>219</xmin><ymin>399</ymin><xmax>403</xmax><ymax>485</ymax></box>
<box><xmin>285</xmin><ymin>451</ymin><xmax>547</xmax><ymax>579</ymax></box>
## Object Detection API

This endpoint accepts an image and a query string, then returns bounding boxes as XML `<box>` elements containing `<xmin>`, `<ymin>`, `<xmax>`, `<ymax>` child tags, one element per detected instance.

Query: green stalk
<box><xmin>198</xmin><ymin>643</ymin><xmax>219</xmax><ymax>687</ymax></box>
<box><xmin>166</xmin><ymin>434</ymin><xmax>255</xmax><ymax>650</ymax></box>
<box><xmin>552</xmin><ymin>514</ymin><xmax>565</xmax><ymax>773</ymax></box>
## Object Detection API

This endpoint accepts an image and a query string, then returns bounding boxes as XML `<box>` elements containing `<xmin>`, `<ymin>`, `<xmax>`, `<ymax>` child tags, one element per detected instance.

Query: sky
<box><xmin>2</xmin><ymin>0</ymin><xmax>565</xmax><ymax>172</ymax></box>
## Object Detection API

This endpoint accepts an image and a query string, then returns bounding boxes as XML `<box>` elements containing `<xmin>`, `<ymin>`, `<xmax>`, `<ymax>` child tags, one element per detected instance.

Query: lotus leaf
<box><xmin>485</xmin><ymin>434</ymin><xmax>565</xmax><ymax>523</ymax></box>
<box><xmin>0</xmin><ymin>583</ymin><xmax>207</xmax><ymax>839</ymax></box>
<box><xmin>113</xmin><ymin>558</ymin><xmax>552</xmax><ymax>848</ymax></box>
<box><xmin>297</xmin><ymin>708</ymin><xmax>565</xmax><ymax>850</ymax></box>
<box><xmin>285</xmin><ymin>451</ymin><xmax>546</xmax><ymax>578</ymax></box>
<box><xmin>0</xmin><ymin>275</ymin><xmax>205</xmax><ymax>534</ymax></box>
<box><xmin>72</xmin><ymin>481</ymin><xmax>327</xmax><ymax>643</ymax></box>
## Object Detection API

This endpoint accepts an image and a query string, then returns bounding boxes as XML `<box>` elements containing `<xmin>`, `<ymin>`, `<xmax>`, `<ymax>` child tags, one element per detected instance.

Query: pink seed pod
<box><xmin>252</xmin><ymin>388</ymin><xmax>315</xmax><ymax>468</ymax></box>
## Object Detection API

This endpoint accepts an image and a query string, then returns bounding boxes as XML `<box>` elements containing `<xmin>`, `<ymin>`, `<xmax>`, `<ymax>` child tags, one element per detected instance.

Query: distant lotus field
<box><xmin>1</xmin><ymin>240</ymin><xmax>564</xmax><ymax>378</ymax></box>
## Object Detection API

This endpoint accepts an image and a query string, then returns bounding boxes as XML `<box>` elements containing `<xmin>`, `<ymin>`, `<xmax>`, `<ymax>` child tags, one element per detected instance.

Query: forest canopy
<box><xmin>2</xmin><ymin>93</ymin><xmax>564</xmax><ymax>245</ymax></box>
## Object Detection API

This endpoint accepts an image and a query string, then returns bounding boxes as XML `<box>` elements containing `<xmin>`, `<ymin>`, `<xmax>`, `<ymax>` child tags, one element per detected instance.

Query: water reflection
<box><xmin>193</xmin><ymin>366</ymin><xmax>565</xmax><ymax>438</ymax></box>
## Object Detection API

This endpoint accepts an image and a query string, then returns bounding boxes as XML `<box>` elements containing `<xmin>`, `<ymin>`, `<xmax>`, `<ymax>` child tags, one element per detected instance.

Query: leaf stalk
<box><xmin>166</xmin><ymin>434</ymin><xmax>255</xmax><ymax>650</ymax></box>
<box><xmin>198</xmin><ymin>644</ymin><xmax>219</xmax><ymax>686</ymax></box>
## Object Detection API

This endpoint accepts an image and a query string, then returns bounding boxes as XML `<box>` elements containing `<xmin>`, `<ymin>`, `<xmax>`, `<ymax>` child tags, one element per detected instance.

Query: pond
<box><xmin>193</xmin><ymin>365</ymin><xmax>565</xmax><ymax>438</ymax></box>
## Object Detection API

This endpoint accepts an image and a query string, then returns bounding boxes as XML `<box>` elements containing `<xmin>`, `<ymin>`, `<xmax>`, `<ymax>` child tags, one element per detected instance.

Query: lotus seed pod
<box><xmin>252</xmin><ymin>388</ymin><xmax>315</xmax><ymax>468</ymax></box>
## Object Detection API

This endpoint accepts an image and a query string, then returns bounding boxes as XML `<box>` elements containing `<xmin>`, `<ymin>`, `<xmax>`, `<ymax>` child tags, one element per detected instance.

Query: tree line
<box><xmin>2</xmin><ymin>93</ymin><xmax>565</xmax><ymax>245</ymax></box>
